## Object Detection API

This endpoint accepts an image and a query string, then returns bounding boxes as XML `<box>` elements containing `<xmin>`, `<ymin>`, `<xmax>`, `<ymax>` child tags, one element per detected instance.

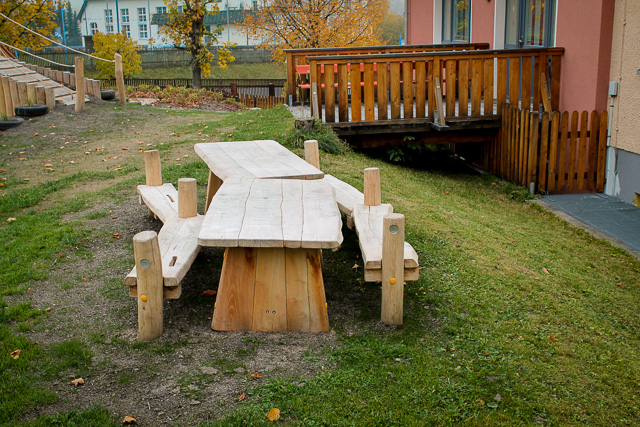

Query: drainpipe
<box><xmin>604</xmin><ymin>82</ymin><xmax>618</xmax><ymax>196</ymax></box>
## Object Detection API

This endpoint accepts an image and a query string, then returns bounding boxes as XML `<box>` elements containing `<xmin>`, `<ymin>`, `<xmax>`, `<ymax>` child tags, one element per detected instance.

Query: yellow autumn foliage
<box><xmin>0</xmin><ymin>0</ymin><xmax>63</xmax><ymax>50</ymax></box>
<box><xmin>242</xmin><ymin>0</ymin><xmax>389</xmax><ymax>61</ymax></box>
<box><xmin>92</xmin><ymin>32</ymin><xmax>142</xmax><ymax>79</ymax></box>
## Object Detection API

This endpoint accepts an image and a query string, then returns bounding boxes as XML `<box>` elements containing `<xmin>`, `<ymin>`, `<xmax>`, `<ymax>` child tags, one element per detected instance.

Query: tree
<box><xmin>57</xmin><ymin>4</ymin><xmax>83</xmax><ymax>47</ymax></box>
<box><xmin>0</xmin><ymin>0</ymin><xmax>62</xmax><ymax>50</ymax></box>
<box><xmin>377</xmin><ymin>9</ymin><xmax>404</xmax><ymax>45</ymax></box>
<box><xmin>92</xmin><ymin>32</ymin><xmax>142</xmax><ymax>79</ymax></box>
<box><xmin>242</xmin><ymin>0</ymin><xmax>389</xmax><ymax>60</ymax></box>
<box><xmin>159</xmin><ymin>0</ymin><xmax>235</xmax><ymax>89</ymax></box>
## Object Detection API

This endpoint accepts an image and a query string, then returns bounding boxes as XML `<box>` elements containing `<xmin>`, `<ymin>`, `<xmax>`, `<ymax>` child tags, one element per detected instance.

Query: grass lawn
<box><xmin>85</xmin><ymin>62</ymin><xmax>287</xmax><ymax>80</ymax></box>
<box><xmin>0</xmin><ymin>103</ymin><xmax>638</xmax><ymax>426</ymax></box>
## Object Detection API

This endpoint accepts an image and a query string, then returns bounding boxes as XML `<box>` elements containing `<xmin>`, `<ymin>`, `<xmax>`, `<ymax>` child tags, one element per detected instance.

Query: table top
<box><xmin>199</xmin><ymin>178</ymin><xmax>343</xmax><ymax>249</ymax></box>
<box><xmin>194</xmin><ymin>140</ymin><xmax>324</xmax><ymax>181</ymax></box>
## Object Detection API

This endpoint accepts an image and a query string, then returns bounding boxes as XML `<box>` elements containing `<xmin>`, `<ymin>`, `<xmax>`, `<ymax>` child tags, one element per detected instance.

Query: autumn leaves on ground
<box><xmin>1</xmin><ymin>101</ymin><xmax>640</xmax><ymax>426</ymax></box>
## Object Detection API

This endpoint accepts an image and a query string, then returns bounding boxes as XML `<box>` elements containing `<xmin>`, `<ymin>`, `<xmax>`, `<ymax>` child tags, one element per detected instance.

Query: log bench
<box><xmin>126</xmin><ymin>150</ymin><xmax>203</xmax><ymax>340</ymax></box>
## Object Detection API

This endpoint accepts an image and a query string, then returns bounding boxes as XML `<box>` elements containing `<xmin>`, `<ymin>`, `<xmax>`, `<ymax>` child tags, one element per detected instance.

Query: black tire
<box><xmin>0</xmin><ymin>117</ymin><xmax>24</xmax><ymax>131</ymax></box>
<box><xmin>101</xmin><ymin>90</ymin><xmax>116</xmax><ymax>101</ymax></box>
<box><xmin>14</xmin><ymin>104</ymin><xmax>48</xmax><ymax>117</ymax></box>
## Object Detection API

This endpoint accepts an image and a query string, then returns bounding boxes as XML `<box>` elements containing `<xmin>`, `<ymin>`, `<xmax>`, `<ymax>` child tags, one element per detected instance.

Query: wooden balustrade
<box><xmin>285</xmin><ymin>43</ymin><xmax>491</xmax><ymax>103</ymax></box>
<box><xmin>306</xmin><ymin>47</ymin><xmax>564</xmax><ymax>126</ymax></box>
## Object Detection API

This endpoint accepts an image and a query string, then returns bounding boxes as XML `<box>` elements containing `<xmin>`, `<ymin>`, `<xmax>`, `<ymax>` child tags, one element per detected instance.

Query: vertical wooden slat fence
<box><xmin>237</xmin><ymin>93</ymin><xmax>284</xmax><ymax>110</ymax></box>
<box><xmin>306</xmin><ymin>48</ymin><xmax>564</xmax><ymax>125</ymax></box>
<box><xmin>487</xmin><ymin>104</ymin><xmax>607</xmax><ymax>194</ymax></box>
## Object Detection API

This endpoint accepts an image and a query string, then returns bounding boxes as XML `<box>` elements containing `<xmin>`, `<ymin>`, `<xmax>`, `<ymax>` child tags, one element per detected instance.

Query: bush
<box><xmin>285</xmin><ymin>121</ymin><xmax>348</xmax><ymax>154</ymax></box>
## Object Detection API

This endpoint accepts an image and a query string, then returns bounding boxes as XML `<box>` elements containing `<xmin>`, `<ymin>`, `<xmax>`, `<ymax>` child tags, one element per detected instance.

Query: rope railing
<box><xmin>0</xmin><ymin>40</ymin><xmax>75</xmax><ymax>68</ymax></box>
<box><xmin>0</xmin><ymin>12</ymin><xmax>115</xmax><ymax>63</ymax></box>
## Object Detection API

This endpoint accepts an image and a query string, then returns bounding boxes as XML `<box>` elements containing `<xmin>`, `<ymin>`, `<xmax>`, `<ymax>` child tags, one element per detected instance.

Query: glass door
<box><xmin>505</xmin><ymin>0</ymin><xmax>555</xmax><ymax>49</ymax></box>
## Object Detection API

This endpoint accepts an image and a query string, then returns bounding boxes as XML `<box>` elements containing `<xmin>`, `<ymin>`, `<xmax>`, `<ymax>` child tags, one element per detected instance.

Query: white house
<box><xmin>71</xmin><ymin>0</ymin><xmax>256</xmax><ymax>48</ymax></box>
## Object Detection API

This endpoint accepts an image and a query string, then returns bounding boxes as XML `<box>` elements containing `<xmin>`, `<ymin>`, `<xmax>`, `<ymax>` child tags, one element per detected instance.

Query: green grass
<box><xmin>85</xmin><ymin>62</ymin><xmax>287</xmax><ymax>80</ymax></box>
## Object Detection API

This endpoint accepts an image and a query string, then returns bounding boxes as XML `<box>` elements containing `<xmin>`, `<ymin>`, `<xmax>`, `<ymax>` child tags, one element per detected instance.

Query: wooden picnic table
<box><xmin>199</xmin><ymin>178</ymin><xmax>343</xmax><ymax>333</ymax></box>
<box><xmin>194</xmin><ymin>140</ymin><xmax>324</xmax><ymax>210</ymax></box>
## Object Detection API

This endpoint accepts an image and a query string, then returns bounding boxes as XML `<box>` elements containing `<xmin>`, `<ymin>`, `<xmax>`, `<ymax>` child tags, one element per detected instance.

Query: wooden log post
<box><xmin>17</xmin><ymin>81</ymin><xmax>27</xmax><ymax>105</ymax></box>
<box><xmin>36</xmin><ymin>86</ymin><xmax>46</xmax><ymax>105</ymax></box>
<box><xmin>178</xmin><ymin>178</ymin><xmax>198</xmax><ymax>218</ymax></box>
<box><xmin>63</xmin><ymin>71</ymin><xmax>70</xmax><ymax>86</ymax></box>
<box><xmin>381</xmin><ymin>213</ymin><xmax>405</xmax><ymax>326</ymax></box>
<box><xmin>364</xmin><ymin>167</ymin><xmax>381</xmax><ymax>206</ymax></box>
<box><xmin>0</xmin><ymin>79</ymin><xmax>6</xmax><ymax>116</ymax></box>
<box><xmin>92</xmin><ymin>80</ymin><xmax>101</xmax><ymax>97</ymax></box>
<box><xmin>115</xmin><ymin>53</ymin><xmax>126</xmax><ymax>105</ymax></box>
<box><xmin>26</xmin><ymin>83</ymin><xmax>37</xmax><ymax>104</ymax></box>
<box><xmin>45</xmin><ymin>87</ymin><xmax>56</xmax><ymax>111</ymax></box>
<box><xmin>304</xmin><ymin>139</ymin><xmax>320</xmax><ymax>169</ymax></box>
<box><xmin>9</xmin><ymin>80</ymin><xmax>20</xmax><ymax>113</ymax></box>
<box><xmin>70</xmin><ymin>74</ymin><xmax>76</xmax><ymax>89</ymax></box>
<box><xmin>74</xmin><ymin>57</ymin><xmax>85</xmax><ymax>113</ymax></box>
<box><xmin>133</xmin><ymin>230</ymin><xmax>164</xmax><ymax>341</ymax></box>
<box><xmin>1</xmin><ymin>77</ymin><xmax>13</xmax><ymax>116</ymax></box>
<box><xmin>205</xmin><ymin>171</ymin><xmax>223</xmax><ymax>212</ymax></box>
<box><xmin>143</xmin><ymin>150</ymin><xmax>162</xmax><ymax>186</ymax></box>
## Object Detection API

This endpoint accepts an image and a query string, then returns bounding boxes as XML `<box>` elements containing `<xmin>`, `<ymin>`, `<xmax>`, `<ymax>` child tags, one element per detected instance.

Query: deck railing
<box><xmin>285</xmin><ymin>43</ymin><xmax>490</xmax><ymax>103</ymax></box>
<box><xmin>306</xmin><ymin>47</ymin><xmax>564</xmax><ymax>125</ymax></box>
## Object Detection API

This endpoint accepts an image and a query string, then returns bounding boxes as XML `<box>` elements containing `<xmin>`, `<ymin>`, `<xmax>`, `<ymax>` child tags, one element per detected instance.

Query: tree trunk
<box><xmin>192</xmin><ymin>62</ymin><xmax>202</xmax><ymax>89</ymax></box>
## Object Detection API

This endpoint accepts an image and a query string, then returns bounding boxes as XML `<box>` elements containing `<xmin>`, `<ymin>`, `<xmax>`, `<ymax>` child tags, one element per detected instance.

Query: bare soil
<box><xmin>1</xmin><ymin>100</ymin><xmax>375</xmax><ymax>426</ymax></box>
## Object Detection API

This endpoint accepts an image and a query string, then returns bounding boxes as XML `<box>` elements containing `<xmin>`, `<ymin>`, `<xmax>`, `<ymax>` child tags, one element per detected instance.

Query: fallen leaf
<box><xmin>487</xmin><ymin>402</ymin><xmax>498</xmax><ymax>409</ymax></box>
<box><xmin>82</xmin><ymin>277</ymin><xmax>87</xmax><ymax>282</ymax></box>
<box><xmin>10</xmin><ymin>349</ymin><xmax>20</xmax><ymax>359</ymax></box>
<box><xmin>70</xmin><ymin>378</ymin><xmax>85</xmax><ymax>387</ymax></box>
<box><xmin>7</xmin><ymin>217</ymin><xmax>16</xmax><ymax>222</ymax></box>
<box><xmin>352</xmin><ymin>263</ymin><xmax>360</xmax><ymax>270</ymax></box>
<box><xmin>112</xmin><ymin>233</ymin><xmax>121</xmax><ymax>239</ymax></box>
<box><xmin>444</xmin><ymin>210</ymin><xmax>453</xmax><ymax>215</ymax></box>
<box><xmin>543</xmin><ymin>268</ymin><xmax>550</xmax><ymax>274</ymax></box>
<box><xmin>122</xmin><ymin>415</ymin><xmax>137</xmax><ymax>424</ymax></box>
<box><xmin>267</xmin><ymin>408</ymin><xmax>280</xmax><ymax>421</ymax></box>
<box><xmin>238</xmin><ymin>392</ymin><xmax>246</xmax><ymax>401</ymax></box>
<box><xmin>23</xmin><ymin>178</ymin><xmax>30</xmax><ymax>182</ymax></box>
<box><xmin>44</xmin><ymin>307</ymin><xmax>51</xmax><ymax>312</ymax></box>
<box><xmin>508</xmin><ymin>237</ymin><xmax>515</xmax><ymax>242</ymax></box>
<box><xmin>616</xmin><ymin>283</ymin><xmax>625</xmax><ymax>289</ymax></box>
<box><xmin>478</xmin><ymin>399</ymin><xmax>485</xmax><ymax>406</ymax></box>
<box><xmin>202</xmin><ymin>290</ymin><xmax>217</xmax><ymax>297</ymax></box>
<box><xmin>33</xmin><ymin>132</ymin><xmax>39</xmax><ymax>136</ymax></box>
<box><xmin>250</xmin><ymin>372</ymin><xmax>262</xmax><ymax>379</ymax></box>
<box><xmin>121</xmin><ymin>147</ymin><xmax>130</xmax><ymax>150</ymax></box>
<box><xmin>59</xmin><ymin>252</ymin><xmax>65</xmax><ymax>257</ymax></box>
<box><xmin>44</xmin><ymin>163</ymin><xmax>52</xmax><ymax>167</ymax></box>
<box><xmin>444</xmin><ymin>190</ymin><xmax>450</xmax><ymax>195</ymax></box>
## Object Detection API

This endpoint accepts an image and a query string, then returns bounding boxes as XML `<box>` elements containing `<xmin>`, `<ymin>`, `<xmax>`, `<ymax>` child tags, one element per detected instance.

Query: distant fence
<box><xmin>15</xmin><ymin>46</ymin><xmax>275</xmax><ymax>70</ymax></box>
<box><xmin>237</xmin><ymin>93</ymin><xmax>284</xmax><ymax>109</ymax></box>
<box><xmin>99</xmin><ymin>77</ymin><xmax>285</xmax><ymax>97</ymax></box>
<box><xmin>484</xmin><ymin>103</ymin><xmax>608</xmax><ymax>194</ymax></box>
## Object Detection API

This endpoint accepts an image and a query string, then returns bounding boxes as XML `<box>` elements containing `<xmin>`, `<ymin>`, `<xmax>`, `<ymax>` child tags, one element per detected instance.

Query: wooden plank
<box><xmin>205</xmin><ymin>171</ymin><xmax>223</xmax><ymax>212</ymax></box>
<box><xmin>509</xmin><ymin>57</ymin><xmax>520</xmax><ymax>106</ymax></box>
<box><xmin>520</xmin><ymin>109</ymin><xmax>530</xmax><ymax>186</ymax></box>
<box><xmin>596</xmin><ymin>110</ymin><xmax>608</xmax><ymax>192</ymax></box>
<box><xmin>483</xmin><ymin>58</ymin><xmax>494</xmax><ymax>115</ymax></box>
<box><xmin>350</xmin><ymin>62</ymin><xmax>362</xmax><ymax>122</ymax></box>
<box><xmin>532</xmin><ymin>57</ymin><xmax>541</xmax><ymax>110</ymax></box>
<box><xmin>458</xmin><ymin>59</ymin><xmax>469</xmax><ymax>117</ymax></box>
<box><xmin>497</xmin><ymin>58</ymin><xmax>508</xmax><ymax>109</ymax></box>
<box><xmin>550</xmin><ymin>55</ymin><xmax>561</xmax><ymax>111</ymax></box>
<box><xmin>547</xmin><ymin>111</ymin><xmax>560</xmax><ymax>192</ymax></box>
<box><xmin>528</xmin><ymin>112</ymin><xmax>540</xmax><ymax>191</ymax></box>
<box><xmin>285</xmin><ymin>248</ymin><xmax>310</xmax><ymax>332</ymax></box>
<box><xmin>338</xmin><ymin>64</ymin><xmax>348</xmax><ymax>122</ymax></box>
<box><xmin>428</xmin><ymin>59</ymin><xmax>436</xmax><ymax>118</ymax></box>
<box><xmin>199</xmin><ymin>179</ymin><xmax>252</xmax><ymax>247</ymax></box>
<box><xmin>403</xmin><ymin>61</ymin><xmax>414</xmax><ymax>119</ymax></box>
<box><xmin>315</xmin><ymin>63</ymin><xmax>323</xmax><ymax>117</ymax></box>
<box><xmin>557</xmin><ymin>111</ymin><xmax>570</xmax><ymax>191</ymax></box>
<box><xmin>377</xmin><ymin>62</ymin><xmax>389</xmax><ymax>120</ymax></box>
<box><xmin>238</xmin><ymin>179</ymin><xmax>284</xmax><ymax>247</ymax></box>
<box><xmin>445</xmin><ymin>59</ymin><xmax>456</xmax><ymax>117</ymax></box>
<box><xmin>587</xmin><ymin>110</ymin><xmax>600</xmax><ymax>192</ymax></box>
<box><xmin>211</xmin><ymin>247</ymin><xmax>257</xmax><ymax>331</ymax></box>
<box><xmin>324</xmin><ymin>66</ymin><xmax>335</xmax><ymax>122</ymax></box>
<box><xmin>252</xmin><ymin>248</ymin><xmax>287</xmax><ymax>332</ymax></box>
<box><xmin>576</xmin><ymin>110</ymin><xmax>589</xmax><ymax>191</ymax></box>
<box><xmin>322</xmin><ymin>174</ymin><xmax>364</xmax><ymax>216</ymax></box>
<box><xmin>471</xmin><ymin>59</ymin><xmax>482</xmax><ymax>116</ymax></box>
<box><xmin>363</xmin><ymin>63</ymin><xmax>375</xmax><ymax>121</ymax></box>
<box><xmin>540</xmin><ymin>74</ymin><xmax>552</xmax><ymax>113</ymax></box>
<box><xmin>306</xmin><ymin>249</ymin><xmax>330</xmax><ymax>332</ymax></box>
<box><xmin>133</xmin><ymin>231</ymin><xmax>163</xmax><ymax>340</ymax></box>
<box><xmin>521</xmin><ymin>56</ymin><xmax>532</xmax><ymax>110</ymax></box>
<box><xmin>137</xmin><ymin>183</ymin><xmax>179</xmax><ymax>224</ymax></box>
<box><xmin>389</xmin><ymin>62</ymin><xmax>401</xmax><ymax>119</ymax></box>
<box><xmin>381</xmin><ymin>213</ymin><xmax>405</xmax><ymax>326</ymax></box>
<box><xmin>281</xmin><ymin>179</ymin><xmax>304</xmax><ymax>248</ymax></box>
<box><xmin>301</xmin><ymin>180</ymin><xmax>344</xmax><ymax>249</ymax></box>
<box><xmin>568</xmin><ymin>111</ymin><xmax>579</xmax><ymax>191</ymax></box>
<box><xmin>415</xmin><ymin>60</ymin><xmax>426</xmax><ymax>118</ymax></box>
<box><xmin>539</xmin><ymin>112</ymin><xmax>550</xmax><ymax>192</ymax></box>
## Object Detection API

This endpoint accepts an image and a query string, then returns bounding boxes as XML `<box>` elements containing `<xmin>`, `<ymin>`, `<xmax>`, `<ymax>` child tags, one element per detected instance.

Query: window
<box><xmin>104</xmin><ymin>9</ymin><xmax>114</xmax><ymax>33</ymax></box>
<box><xmin>505</xmin><ymin>0</ymin><xmax>556</xmax><ymax>48</ymax></box>
<box><xmin>252</xmin><ymin>1</ymin><xmax>257</xmax><ymax>8</ymax></box>
<box><xmin>89</xmin><ymin>22</ymin><xmax>98</xmax><ymax>35</ymax></box>
<box><xmin>138</xmin><ymin>7</ymin><xmax>147</xmax><ymax>23</ymax></box>
<box><xmin>139</xmin><ymin>24</ymin><xmax>148</xmax><ymax>38</ymax></box>
<box><xmin>443</xmin><ymin>0</ymin><xmax>470</xmax><ymax>43</ymax></box>
<box><xmin>121</xmin><ymin>8</ymin><xmax>129</xmax><ymax>23</ymax></box>
<box><xmin>122</xmin><ymin>24</ymin><xmax>131</xmax><ymax>38</ymax></box>
<box><xmin>156</xmin><ymin>6</ymin><xmax>167</xmax><ymax>15</ymax></box>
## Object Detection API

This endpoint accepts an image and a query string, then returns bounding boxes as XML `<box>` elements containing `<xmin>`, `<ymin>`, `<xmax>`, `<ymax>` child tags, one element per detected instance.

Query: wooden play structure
<box><xmin>126</xmin><ymin>140</ymin><xmax>419</xmax><ymax>340</ymax></box>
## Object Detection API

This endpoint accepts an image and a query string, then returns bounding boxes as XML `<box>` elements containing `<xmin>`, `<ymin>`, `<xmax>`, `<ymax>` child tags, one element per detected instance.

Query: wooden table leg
<box><xmin>211</xmin><ymin>247</ymin><xmax>329</xmax><ymax>333</ymax></box>
<box><xmin>205</xmin><ymin>171</ymin><xmax>223</xmax><ymax>213</ymax></box>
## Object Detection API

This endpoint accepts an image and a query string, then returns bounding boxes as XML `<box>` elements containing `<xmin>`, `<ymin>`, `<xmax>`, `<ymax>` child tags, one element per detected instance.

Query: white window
<box><xmin>156</xmin><ymin>6</ymin><xmax>167</xmax><ymax>15</ymax></box>
<box><xmin>121</xmin><ymin>8</ymin><xmax>129</xmax><ymax>23</ymax></box>
<box><xmin>138</xmin><ymin>7</ymin><xmax>147</xmax><ymax>23</ymax></box>
<box><xmin>122</xmin><ymin>24</ymin><xmax>131</xmax><ymax>38</ymax></box>
<box><xmin>90</xmin><ymin>22</ymin><xmax>98</xmax><ymax>35</ymax></box>
<box><xmin>105</xmin><ymin>9</ymin><xmax>114</xmax><ymax>33</ymax></box>
<box><xmin>139</xmin><ymin>24</ymin><xmax>148</xmax><ymax>38</ymax></box>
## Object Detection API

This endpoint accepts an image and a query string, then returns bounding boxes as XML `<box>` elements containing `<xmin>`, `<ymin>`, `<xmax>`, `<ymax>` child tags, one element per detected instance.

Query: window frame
<box><xmin>139</xmin><ymin>23</ymin><xmax>148</xmax><ymax>39</ymax></box>
<box><xmin>104</xmin><ymin>9</ymin><xmax>114</xmax><ymax>33</ymax></box>
<box><xmin>121</xmin><ymin>8</ymin><xmax>129</xmax><ymax>24</ymax></box>
<box><xmin>442</xmin><ymin>0</ymin><xmax>471</xmax><ymax>44</ymax></box>
<box><xmin>137</xmin><ymin>7</ymin><xmax>147</xmax><ymax>23</ymax></box>
<box><xmin>505</xmin><ymin>0</ymin><xmax>556</xmax><ymax>49</ymax></box>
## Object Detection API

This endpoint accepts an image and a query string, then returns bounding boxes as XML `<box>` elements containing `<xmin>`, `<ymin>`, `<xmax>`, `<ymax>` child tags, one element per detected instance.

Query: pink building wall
<box><xmin>405</xmin><ymin>0</ymin><xmax>616</xmax><ymax>112</ymax></box>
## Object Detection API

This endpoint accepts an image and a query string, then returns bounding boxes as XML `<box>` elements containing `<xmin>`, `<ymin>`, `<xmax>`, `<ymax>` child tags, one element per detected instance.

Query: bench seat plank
<box><xmin>125</xmin><ymin>214</ymin><xmax>204</xmax><ymax>297</ymax></box>
<box><xmin>322</xmin><ymin>174</ymin><xmax>364</xmax><ymax>216</ymax></box>
<box><xmin>137</xmin><ymin>183</ymin><xmax>179</xmax><ymax>224</ymax></box>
